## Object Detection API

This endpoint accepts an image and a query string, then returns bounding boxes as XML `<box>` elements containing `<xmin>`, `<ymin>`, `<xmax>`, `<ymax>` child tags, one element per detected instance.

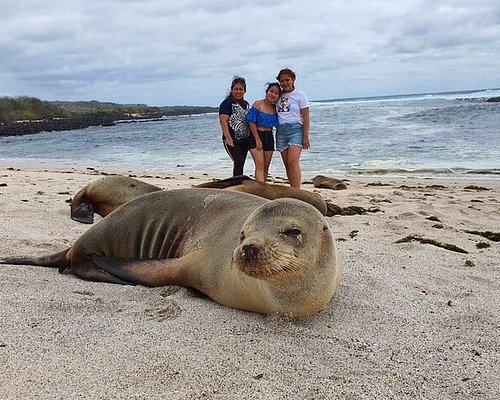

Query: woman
<box><xmin>219</xmin><ymin>76</ymin><xmax>251</xmax><ymax>176</ymax></box>
<box><xmin>275</xmin><ymin>68</ymin><xmax>310</xmax><ymax>188</ymax></box>
<box><xmin>246</xmin><ymin>82</ymin><xmax>281</xmax><ymax>182</ymax></box>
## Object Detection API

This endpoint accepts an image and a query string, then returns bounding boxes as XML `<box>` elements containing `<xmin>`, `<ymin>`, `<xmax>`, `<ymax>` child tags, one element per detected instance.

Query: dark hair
<box><xmin>225</xmin><ymin>76</ymin><xmax>247</xmax><ymax>101</ymax></box>
<box><xmin>276</xmin><ymin>68</ymin><xmax>296</xmax><ymax>81</ymax></box>
<box><xmin>265</xmin><ymin>82</ymin><xmax>282</xmax><ymax>96</ymax></box>
<box><xmin>231</xmin><ymin>76</ymin><xmax>246</xmax><ymax>91</ymax></box>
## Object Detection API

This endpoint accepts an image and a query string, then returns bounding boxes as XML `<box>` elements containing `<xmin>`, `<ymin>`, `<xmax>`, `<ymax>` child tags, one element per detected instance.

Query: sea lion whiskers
<box><xmin>235</xmin><ymin>241</ymin><xmax>307</xmax><ymax>279</ymax></box>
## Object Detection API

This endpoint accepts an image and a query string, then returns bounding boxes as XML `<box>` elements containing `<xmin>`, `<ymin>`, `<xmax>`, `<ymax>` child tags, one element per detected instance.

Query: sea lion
<box><xmin>1</xmin><ymin>189</ymin><xmax>343</xmax><ymax>319</ymax></box>
<box><xmin>70</xmin><ymin>175</ymin><xmax>161</xmax><ymax>223</ymax></box>
<box><xmin>196</xmin><ymin>175</ymin><xmax>342</xmax><ymax>216</ymax></box>
<box><xmin>71</xmin><ymin>175</ymin><xmax>343</xmax><ymax>223</ymax></box>
<box><xmin>313</xmin><ymin>175</ymin><xmax>348</xmax><ymax>190</ymax></box>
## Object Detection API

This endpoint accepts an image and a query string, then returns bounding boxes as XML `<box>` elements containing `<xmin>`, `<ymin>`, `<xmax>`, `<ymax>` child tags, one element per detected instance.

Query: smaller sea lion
<box><xmin>70</xmin><ymin>175</ymin><xmax>161</xmax><ymax>224</ymax></box>
<box><xmin>196</xmin><ymin>175</ymin><xmax>342</xmax><ymax>216</ymax></box>
<box><xmin>313</xmin><ymin>175</ymin><xmax>348</xmax><ymax>190</ymax></box>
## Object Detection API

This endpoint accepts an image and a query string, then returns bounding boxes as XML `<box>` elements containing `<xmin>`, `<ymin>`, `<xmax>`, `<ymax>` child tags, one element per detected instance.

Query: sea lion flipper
<box><xmin>71</xmin><ymin>199</ymin><xmax>95</xmax><ymax>224</ymax></box>
<box><xmin>91</xmin><ymin>255</ymin><xmax>183</xmax><ymax>287</ymax></box>
<box><xmin>325</xmin><ymin>200</ymin><xmax>343</xmax><ymax>217</ymax></box>
<box><xmin>194</xmin><ymin>175</ymin><xmax>253</xmax><ymax>189</ymax></box>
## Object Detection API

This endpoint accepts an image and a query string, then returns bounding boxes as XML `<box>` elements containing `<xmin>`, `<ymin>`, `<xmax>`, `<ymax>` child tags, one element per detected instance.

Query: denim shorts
<box><xmin>276</xmin><ymin>123</ymin><xmax>304</xmax><ymax>151</ymax></box>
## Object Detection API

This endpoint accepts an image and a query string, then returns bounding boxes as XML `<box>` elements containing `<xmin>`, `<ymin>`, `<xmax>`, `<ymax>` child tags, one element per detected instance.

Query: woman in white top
<box><xmin>275</xmin><ymin>68</ymin><xmax>310</xmax><ymax>188</ymax></box>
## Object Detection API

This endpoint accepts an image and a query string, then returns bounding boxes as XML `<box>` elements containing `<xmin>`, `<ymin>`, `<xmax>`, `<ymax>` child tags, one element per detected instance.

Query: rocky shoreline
<box><xmin>0</xmin><ymin>107</ymin><xmax>217</xmax><ymax>137</ymax></box>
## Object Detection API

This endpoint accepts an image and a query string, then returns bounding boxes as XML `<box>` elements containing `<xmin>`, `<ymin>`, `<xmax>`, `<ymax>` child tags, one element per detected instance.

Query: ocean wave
<box><xmin>311</xmin><ymin>88</ymin><xmax>500</xmax><ymax>105</ymax></box>
<box><xmin>341</xmin><ymin>164</ymin><xmax>500</xmax><ymax>178</ymax></box>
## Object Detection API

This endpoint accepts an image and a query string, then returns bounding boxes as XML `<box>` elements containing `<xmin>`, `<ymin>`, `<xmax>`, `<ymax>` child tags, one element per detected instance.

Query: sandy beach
<box><xmin>0</xmin><ymin>163</ymin><xmax>499</xmax><ymax>399</ymax></box>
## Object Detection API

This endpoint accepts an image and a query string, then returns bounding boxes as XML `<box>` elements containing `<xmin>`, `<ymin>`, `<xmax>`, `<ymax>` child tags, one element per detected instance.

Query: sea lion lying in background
<box><xmin>2</xmin><ymin>189</ymin><xmax>343</xmax><ymax>319</ymax></box>
<box><xmin>313</xmin><ymin>175</ymin><xmax>348</xmax><ymax>190</ymax></box>
<box><xmin>70</xmin><ymin>175</ymin><xmax>343</xmax><ymax>223</ymax></box>
<box><xmin>195</xmin><ymin>176</ymin><xmax>342</xmax><ymax>216</ymax></box>
<box><xmin>70</xmin><ymin>175</ymin><xmax>161</xmax><ymax>224</ymax></box>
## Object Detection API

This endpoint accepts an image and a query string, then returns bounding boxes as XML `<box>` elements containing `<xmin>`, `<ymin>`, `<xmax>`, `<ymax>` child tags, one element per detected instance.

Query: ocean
<box><xmin>1</xmin><ymin>88</ymin><xmax>499</xmax><ymax>179</ymax></box>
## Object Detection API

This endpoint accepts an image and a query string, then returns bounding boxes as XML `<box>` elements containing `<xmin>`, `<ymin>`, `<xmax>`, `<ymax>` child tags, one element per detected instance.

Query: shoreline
<box><xmin>1</xmin><ymin>159</ymin><xmax>499</xmax><ymax>183</ymax></box>
<box><xmin>1</xmin><ymin>164</ymin><xmax>499</xmax><ymax>398</ymax></box>
<box><xmin>0</xmin><ymin>107</ymin><xmax>217</xmax><ymax>137</ymax></box>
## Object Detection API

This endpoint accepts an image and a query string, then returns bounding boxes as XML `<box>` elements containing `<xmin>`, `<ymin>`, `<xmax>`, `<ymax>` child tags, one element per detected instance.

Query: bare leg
<box><xmin>249</xmin><ymin>148</ymin><xmax>266</xmax><ymax>182</ymax></box>
<box><xmin>263</xmin><ymin>150</ymin><xmax>273</xmax><ymax>182</ymax></box>
<box><xmin>280</xmin><ymin>146</ymin><xmax>303</xmax><ymax>188</ymax></box>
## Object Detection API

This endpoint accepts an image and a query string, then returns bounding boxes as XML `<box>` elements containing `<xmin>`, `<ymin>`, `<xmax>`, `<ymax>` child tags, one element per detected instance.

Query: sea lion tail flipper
<box><xmin>0</xmin><ymin>249</ymin><xmax>70</xmax><ymax>268</ymax></box>
<box><xmin>325</xmin><ymin>200</ymin><xmax>343</xmax><ymax>217</ymax></box>
<box><xmin>91</xmin><ymin>255</ymin><xmax>184</xmax><ymax>287</ymax></box>
<box><xmin>194</xmin><ymin>175</ymin><xmax>253</xmax><ymax>189</ymax></box>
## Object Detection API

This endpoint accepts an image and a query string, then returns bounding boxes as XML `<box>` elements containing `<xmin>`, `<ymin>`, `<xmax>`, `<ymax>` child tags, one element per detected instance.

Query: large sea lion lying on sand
<box><xmin>2</xmin><ymin>189</ymin><xmax>343</xmax><ymax>319</ymax></box>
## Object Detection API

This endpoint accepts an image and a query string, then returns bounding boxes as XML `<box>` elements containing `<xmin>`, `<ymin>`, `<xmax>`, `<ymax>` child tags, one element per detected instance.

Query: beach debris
<box><xmin>426</xmin><ymin>216</ymin><xmax>441</xmax><ymax>222</ymax></box>
<box><xmin>432</xmin><ymin>224</ymin><xmax>444</xmax><ymax>229</ymax></box>
<box><xmin>447</xmin><ymin>300</ymin><xmax>452</xmax><ymax>306</ymax></box>
<box><xmin>464</xmin><ymin>185</ymin><xmax>490</xmax><ymax>191</ymax></box>
<box><xmin>366</xmin><ymin>182</ymin><xmax>392</xmax><ymax>187</ymax></box>
<box><xmin>476</xmin><ymin>242</ymin><xmax>491</xmax><ymax>249</ymax></box>
<box><xmin>464</xmin><ymin>230</ymin><xmax>500</xmax><ymax>242</ymax></box>
<box><xmin>397</xmin><ymin>184</ymin><xmax>446</xmax><ymax>190</ymax></box>
<box><xmin>464</xmin><ymin>260</ymin><xmax>475</xmax><ymax>267</ymax></box>
<box><xmin>425</xmin><ymin>184</ymin><xmax>447</xmax><ymax>190</ymax></box>
<box><xmin>0</xmin><ymin>183</ymin><xmax>7</xmax><ymax>187</ymax></box>
<box><xmin>395</xmin><ymin>235</ymin><xmax>468</xmax><ymax>254</ymax></box>
<box><xmin>349</xmin><ymin>230</ymin><xmax>359</xmax><ymax>238</ymax></box>
<box><xmin>341</xmin><ymin>206</ymin><xmax>381</xmax><ymax>215</ymax></box>
<box><xmin>370</xmin><ymin>198</ymin><xmax>392</xmax><ymax>203</ymax></box>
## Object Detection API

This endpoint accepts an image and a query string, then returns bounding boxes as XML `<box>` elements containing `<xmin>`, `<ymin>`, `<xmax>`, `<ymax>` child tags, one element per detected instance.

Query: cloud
<box><xmin>0</xmin><ymin>0</ymin><xmax>499</xmax><ymax>105</ymax></box>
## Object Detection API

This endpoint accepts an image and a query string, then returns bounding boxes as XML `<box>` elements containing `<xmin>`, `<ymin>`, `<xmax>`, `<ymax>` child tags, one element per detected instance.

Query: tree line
<box><xmin>0</xmin><ymin>96</ymin><xmax>67</xmax><ymax>123</ymax></box>
<box><xmin>0</xmin><ymin>96</ymin><xmax>217</xmax><ymax>124</ymax></box>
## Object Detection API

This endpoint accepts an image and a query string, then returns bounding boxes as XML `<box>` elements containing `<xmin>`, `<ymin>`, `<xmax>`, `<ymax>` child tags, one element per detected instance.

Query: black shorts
<box><xmin>248</xmin><ymin>130</ymin><xmax>275</xmax><ymax>151</ymax></box>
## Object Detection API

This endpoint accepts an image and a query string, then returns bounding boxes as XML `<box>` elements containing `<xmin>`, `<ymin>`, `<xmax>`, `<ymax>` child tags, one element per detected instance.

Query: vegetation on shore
<box><xmin>0</xmin><ymin>96</ymin><xmax>217</xmax><ymax>136</ymax></box>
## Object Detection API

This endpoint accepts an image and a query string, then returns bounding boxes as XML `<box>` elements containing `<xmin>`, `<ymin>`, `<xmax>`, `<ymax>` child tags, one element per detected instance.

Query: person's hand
<box><xmin>303</xmin><ymin>137</ymin><xmax>310</xmax><ymax>149</ymax></box>
<box><xmin>256</xmin><ymin>139</ymin><xmax>263</xmax><ymax>151</ymax></box>
<box><xmin>226</xmin><ymin>138</ymin><xmax>234</xmax><ymax>147</ymax></box>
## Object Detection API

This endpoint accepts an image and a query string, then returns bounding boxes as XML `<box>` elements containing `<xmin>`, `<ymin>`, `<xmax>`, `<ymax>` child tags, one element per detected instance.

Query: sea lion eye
<box><xmin>283</xmin><ymin>227</ymin><xmax>302</xmax><ymax>237</ymax></box>
<box><xmin>240</xmin><ymin>231</ymin><xmax>245</xmax><ymax>242</ymax></box>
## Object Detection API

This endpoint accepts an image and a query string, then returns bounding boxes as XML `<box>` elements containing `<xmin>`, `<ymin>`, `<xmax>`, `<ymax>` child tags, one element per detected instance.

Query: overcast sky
<box><xmin>1</xmin><ymin>0</ymin><xmax>499</xmax><ymax>106</ymax></box>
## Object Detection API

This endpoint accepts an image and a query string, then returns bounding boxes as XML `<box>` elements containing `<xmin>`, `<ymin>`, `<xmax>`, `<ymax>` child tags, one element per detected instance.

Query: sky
<box><xmin>1</xmin><ymin>0</ymin><xmax>499</xmax><ymax>106</ymax></box>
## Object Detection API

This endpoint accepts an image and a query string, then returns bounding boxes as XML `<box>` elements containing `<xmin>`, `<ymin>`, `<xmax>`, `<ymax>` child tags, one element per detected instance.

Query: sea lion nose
<box><xmin>242</xmin><ymin>244</ymin><xmax>257</xmax><ymax>261</ymax></box>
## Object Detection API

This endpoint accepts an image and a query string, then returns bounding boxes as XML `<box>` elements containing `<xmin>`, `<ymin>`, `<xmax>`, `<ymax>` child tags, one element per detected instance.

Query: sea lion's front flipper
<box><xmin>71</xmin><ymin>198</ymin><xmax>95</xmax><ymax>224</ymax></box>
<box><xmin>91</xmin><ymin>255</ymin><xmax>185</xmax><ymax>287</ymax></box>
<box><xmin>194</xmin><ymin>175</ymin><xmax>252</xmax><ymax>189</ymax></box>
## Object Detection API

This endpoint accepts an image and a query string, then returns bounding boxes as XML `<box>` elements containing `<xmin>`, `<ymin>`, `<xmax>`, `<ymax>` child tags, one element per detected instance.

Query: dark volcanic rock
<box><xmin>0</xmin><ymin>114</ymin><xmax>123</xmax><ymax>136</ymax></box>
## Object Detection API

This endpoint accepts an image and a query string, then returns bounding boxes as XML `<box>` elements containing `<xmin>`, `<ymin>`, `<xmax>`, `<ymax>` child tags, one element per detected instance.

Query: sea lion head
<box><xmin>233</xmin><ymin>198</ymin><xmax>343</xmax><ymax>317</ymax></box>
